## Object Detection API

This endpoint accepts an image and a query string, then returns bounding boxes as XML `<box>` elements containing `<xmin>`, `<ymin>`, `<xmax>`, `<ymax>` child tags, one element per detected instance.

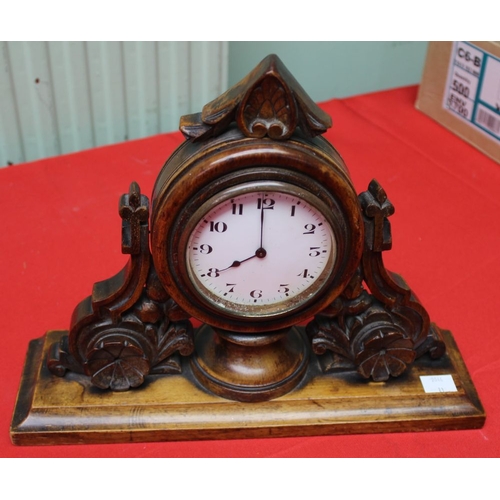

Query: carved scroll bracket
<box><xmin>47</xmin><ymin>182</ymin><xmax>194</xmax><ymax>391</ymax></box>
<box><xmin>308</xmin><ymin>179</ymin><xmax>445</xmax><ymax>382</ymax></box>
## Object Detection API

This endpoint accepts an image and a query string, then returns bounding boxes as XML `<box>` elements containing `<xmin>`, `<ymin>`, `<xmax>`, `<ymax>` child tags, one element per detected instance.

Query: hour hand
<box><xmin>219</xmin><ymin>248</ymin><xmax>267</xmax><ymax>272</ymax></box>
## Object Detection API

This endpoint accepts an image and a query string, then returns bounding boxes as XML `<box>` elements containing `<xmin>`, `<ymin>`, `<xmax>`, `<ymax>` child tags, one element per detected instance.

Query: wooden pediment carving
<box><xmin>180</xmin><ymin>54</ymin><xmax>332</xmax><ymax>141</ymax></box>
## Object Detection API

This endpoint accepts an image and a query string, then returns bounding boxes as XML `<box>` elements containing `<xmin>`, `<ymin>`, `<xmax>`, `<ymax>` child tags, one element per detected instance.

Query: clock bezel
<box><xmin>182</xmin><ymin>180</ymin><xmax>338</xmax><ymax>320</ymax></box>
<box><xmin>151</xmin><ymin>131</ymin><xmax>364</xmax><ymax>333</ymax></box>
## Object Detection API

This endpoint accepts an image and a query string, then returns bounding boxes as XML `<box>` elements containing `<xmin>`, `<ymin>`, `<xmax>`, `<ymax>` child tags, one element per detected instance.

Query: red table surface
<box><xmin>1</xmin><ymin>85</ymin><xmax>499</xmax><ymax>458</ymax></box>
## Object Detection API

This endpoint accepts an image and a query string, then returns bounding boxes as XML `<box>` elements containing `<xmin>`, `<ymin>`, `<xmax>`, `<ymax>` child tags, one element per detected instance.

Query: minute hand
<box><xmin>259</xmin><ymin>197</ymin><xmax>265</xmax><ymax>248</ymax></box>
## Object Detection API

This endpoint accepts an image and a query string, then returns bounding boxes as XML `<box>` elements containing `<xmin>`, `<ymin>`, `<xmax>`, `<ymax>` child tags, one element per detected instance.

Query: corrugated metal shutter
<box><xmin>0</xmin><ymin>41</ymin><xmax>228</xmax><ymax>167</ymax></box>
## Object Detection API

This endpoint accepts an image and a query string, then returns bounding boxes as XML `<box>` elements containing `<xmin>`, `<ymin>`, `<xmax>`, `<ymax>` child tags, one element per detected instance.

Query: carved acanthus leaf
<box><xmin>156</xmin><ymin>320</ymin><xmax>194</xmax><ymax>363</ymax></box>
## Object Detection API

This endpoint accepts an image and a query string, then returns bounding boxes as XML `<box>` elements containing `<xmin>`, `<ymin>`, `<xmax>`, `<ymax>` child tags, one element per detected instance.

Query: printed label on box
<box><xmin>444</xmin><ymin>42</ymin><xmax>500</xmax><ymax>143</ymax></box>
<box><xmin>420</xmin><ymin>374</ymin><xmax>458</xmax><ymax>394</ymax></box>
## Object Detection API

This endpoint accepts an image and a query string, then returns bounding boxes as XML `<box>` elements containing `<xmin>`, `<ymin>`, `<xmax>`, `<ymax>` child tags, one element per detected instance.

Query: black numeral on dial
<box><xmin>199</xmin><ymin>244</ymin><xmax>213</xmax><ymax>254</ymax></box>
<box><xmin>309</xmin><ymin>246</ymin><xmax>320</xmax><ymax>257</ymax></box>
<box><xmin>297</xmin><ymin>269</ymin><xmax>314</xmax><ymax>279</ymax></box>
<box><xmin>231</xmin><ymin>203</ymin><xmax>243</xmax><ymax>215</ymax></box>
<box><xmin>209</xmin><ymin>221</ymin><xmax>227</xmax><ymax>233</ymax></box>
<box><xmin>257</xmin><ymin>198</ymin><xmax>275</xmax><ymax>210</ymax></box>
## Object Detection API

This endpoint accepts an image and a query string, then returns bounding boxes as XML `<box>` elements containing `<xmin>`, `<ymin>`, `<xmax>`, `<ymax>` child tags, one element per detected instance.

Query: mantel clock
<box><xmin>11</xmin><ymin>55</ymin><xmax>485</xmax><ymax>444</ymax></box>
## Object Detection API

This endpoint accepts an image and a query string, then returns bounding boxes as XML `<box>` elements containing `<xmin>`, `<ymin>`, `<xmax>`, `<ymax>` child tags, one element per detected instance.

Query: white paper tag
<box><xmin>443</xmin><ymin>41</ymin><xmax>500</xmax><ymax>143</ymax></box>
<box><xmin>420</xmin><ymin>374</ymin><xmax>458</xmax><ymax>394</ymax></box>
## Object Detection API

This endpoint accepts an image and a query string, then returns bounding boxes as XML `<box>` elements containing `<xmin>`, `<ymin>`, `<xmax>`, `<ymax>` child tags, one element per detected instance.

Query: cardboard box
<box><xmin>416</xmin><ymin>41</ymin><xmax>500</xmax><ymax>163</ymax></box>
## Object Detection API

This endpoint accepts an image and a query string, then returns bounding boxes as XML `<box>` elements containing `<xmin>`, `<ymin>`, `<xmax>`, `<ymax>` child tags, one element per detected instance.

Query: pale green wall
<box><xmin>228</xmin><ymin>42</ymin><xmax>428</xmax><ymax>102</ymax></box>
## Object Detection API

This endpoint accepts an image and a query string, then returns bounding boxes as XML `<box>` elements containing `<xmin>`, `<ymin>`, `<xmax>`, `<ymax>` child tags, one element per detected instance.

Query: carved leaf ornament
<box><xmin>242</xmin><ymin>76</ymin><xmax>294</xmax><ymax>139</ymax></box>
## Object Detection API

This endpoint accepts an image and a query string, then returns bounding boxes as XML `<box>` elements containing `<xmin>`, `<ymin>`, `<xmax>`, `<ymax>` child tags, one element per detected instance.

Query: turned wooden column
<box><xmin>190</xmin><ymin>325</ymin><xmax>309</xmax><ymax>402</ymax></box>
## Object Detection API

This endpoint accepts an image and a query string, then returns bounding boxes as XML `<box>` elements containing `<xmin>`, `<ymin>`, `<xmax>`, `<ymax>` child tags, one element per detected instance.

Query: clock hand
<box><xmin>259</xmin><ymin>197</ymin><xmax>265</xmax><ymax>249</ymax></box>
<box><xmin>218</xmin><ymin>196</ymin><xmax>269</xmax><ymax>273</ymax></box>
<box><xmin>219</xmin><ymin>247</ymin><xmax>267</xmax><ymax>272</ymax></box>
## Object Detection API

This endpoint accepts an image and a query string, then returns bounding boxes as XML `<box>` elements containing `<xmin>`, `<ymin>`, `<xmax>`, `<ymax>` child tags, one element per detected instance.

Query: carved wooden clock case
<box><xmin>11</xmin><ymin>55</ymin><xmax>485</xmax><ymax>445</ymax></box>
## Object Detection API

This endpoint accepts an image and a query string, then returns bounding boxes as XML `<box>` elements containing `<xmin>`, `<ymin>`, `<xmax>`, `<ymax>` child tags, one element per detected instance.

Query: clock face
<box><xmin>185</xmin><ymin>181</ymin><xmax>337</xmax><ymax>319</ymax></box>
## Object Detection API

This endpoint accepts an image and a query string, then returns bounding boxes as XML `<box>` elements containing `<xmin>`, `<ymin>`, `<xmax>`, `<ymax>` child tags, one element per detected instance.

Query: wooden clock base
<box><xmin>11</xmin><ymin>327</ymin><xmax>484</xmax><ymax>446</ymax></box>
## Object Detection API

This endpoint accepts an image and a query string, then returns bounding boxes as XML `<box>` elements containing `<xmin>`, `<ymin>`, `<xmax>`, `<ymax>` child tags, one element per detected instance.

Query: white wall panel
<box><xmin>157</xmin><ymin>41</ymin><xmax>190</xmax><ymax>132</ymax></box>
<box><xmin>123</xmin><ymin>41</ymin><xmax>160</xmax><ymax>140</ymax></box>
<box><xmin>0</xmin><ymin>42</ymin><xmax>24</xmax><ymax>166</ymax></box>
<box><xmin>0</xmin><ymin>41</ymin><xmax>229</xmax><ymax>167</ymax></box>
<box><xmin>86</xmin><ymin>41</ymin><xmax>127</xmax><ymax>147</ymax></box>
<box><xmin>190</xmin><ymin>41</ymin><xmax>228</xmax><ymax>113</ymax></box>
<box><xmin>6</xmin><ymin>41</ymin><xmax>61</xmax><ymax>162</ymax></box>
<box><xmin>47</xmin><ymin>41</ymin><xmax>94</xmax><ymax>154</ymax></box>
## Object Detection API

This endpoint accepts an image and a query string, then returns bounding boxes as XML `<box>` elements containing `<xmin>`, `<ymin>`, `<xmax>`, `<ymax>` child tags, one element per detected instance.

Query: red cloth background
<box><xmin>1</xmin><ymin>86</ymin><xmax>499</xmax><ymax>457</ymax></box>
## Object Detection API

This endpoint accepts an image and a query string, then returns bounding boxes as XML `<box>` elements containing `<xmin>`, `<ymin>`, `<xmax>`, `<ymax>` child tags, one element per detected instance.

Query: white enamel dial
<box><xmin>186</xmin><ymin>182</ymin><xmax>337</xmax><ymax>318</ymax></box>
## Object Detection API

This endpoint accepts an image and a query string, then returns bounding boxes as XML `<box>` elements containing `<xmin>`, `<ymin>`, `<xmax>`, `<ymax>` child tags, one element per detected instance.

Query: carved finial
<box><xmin>180</xmin><ymin>54</ymin><xmax>332</xmax><ymax>141</ymax></box>
<box><xmin>359</xmin><ymin>179</ymin><xmax>395</xmax><ymax>252</ymax></box>
<box><xmin>119</xmin><ymin>182</ymin><xmax>149</xmax><ymax>255</ymax></box>
<box><xmin>128</xmin><ymin>180</ymin><xmax>141</xmax><ymax>209</ymax></box>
